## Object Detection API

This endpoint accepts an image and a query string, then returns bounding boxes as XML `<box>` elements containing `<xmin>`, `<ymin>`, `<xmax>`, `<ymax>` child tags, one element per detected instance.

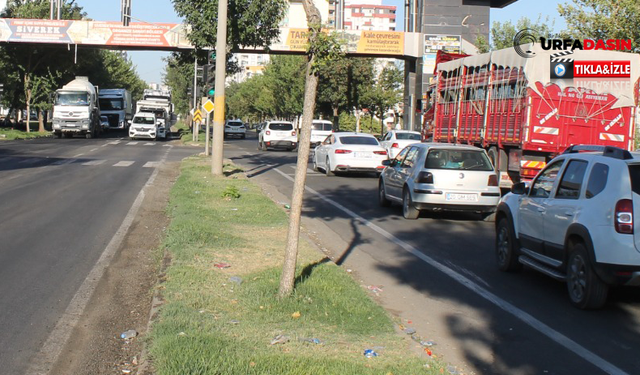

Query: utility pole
<box><xmin>192</xmin><ymin>56</ymin><xmax>198</xmax><ymax>142</ymax></box>
<box><xmin>211</xmin><ymin>0</ymin><xmax>228</xmax><ymax>175</ymax></box>
<box><xmin>56</xmin><ymin>0</ymin><xmax>61</xmax><ymax>20</ymax></box>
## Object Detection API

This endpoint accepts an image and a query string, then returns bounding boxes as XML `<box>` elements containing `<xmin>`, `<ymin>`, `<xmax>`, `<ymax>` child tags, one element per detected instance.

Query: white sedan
<box><xmin>313</xmin><ymin>132</ymin><xmax>388</xmax><ymax>176</ymax></box>
<box><xmin>379</xmin><ymin>130</ymin><xmax>422</xmax><ymax>159</ymax></box>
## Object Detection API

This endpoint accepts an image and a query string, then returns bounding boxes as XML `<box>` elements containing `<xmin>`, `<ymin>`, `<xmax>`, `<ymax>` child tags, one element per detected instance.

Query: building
<box><xmin>344</xmin><ymin>1</ymin><xmax>397</xmax><ymax>31</ymax></box>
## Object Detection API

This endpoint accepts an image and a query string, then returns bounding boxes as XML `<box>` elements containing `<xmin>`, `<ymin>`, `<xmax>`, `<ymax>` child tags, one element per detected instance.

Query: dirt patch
<box><xmin>48</xmin><ymin>162</ymin><xmax>180</xmax><ymax>375</ymax></box>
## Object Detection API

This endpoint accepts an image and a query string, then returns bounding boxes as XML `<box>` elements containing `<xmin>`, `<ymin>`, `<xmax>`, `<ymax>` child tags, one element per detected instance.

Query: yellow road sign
<box><xmin>193</xmin><ymin>109</ymin><xmax>203</xmax><ymax>122</ymax></box>
<box><xmin>203</xmin><ymin>99</ymin><xmax>214</xmax><ymax>114</ymax></box>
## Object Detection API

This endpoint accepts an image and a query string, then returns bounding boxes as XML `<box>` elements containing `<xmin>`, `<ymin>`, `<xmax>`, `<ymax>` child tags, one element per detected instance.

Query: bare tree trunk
<box><xmin>278</xmin><ymin>0</ymin><xmax>321</xmax><ymax>298</ymax></box>
<box><xmin>38</xmin><ymin>110</ymin><xmax>45</xmax><ymax>132</ymax></box>
<box><xmin>355</xmin><ymin>109</ymin><xmax>361</xmax><ymax>133</ymax></box>
<box><xmin>332</xmin><ymin>105</ymin><xmax>339</xmax><ymax>130</ymax></box>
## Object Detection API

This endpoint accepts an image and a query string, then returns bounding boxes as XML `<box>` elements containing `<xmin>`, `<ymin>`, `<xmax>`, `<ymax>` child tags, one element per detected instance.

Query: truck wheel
<box><xmin>86</xmin><ymin>131</ymin><xmax>92</xmax><ymax>139</ymax></box>
<box><xmin>566</xmin><ymin>244</ymin><xmax>609</xmax><ymax>309</ymax></box>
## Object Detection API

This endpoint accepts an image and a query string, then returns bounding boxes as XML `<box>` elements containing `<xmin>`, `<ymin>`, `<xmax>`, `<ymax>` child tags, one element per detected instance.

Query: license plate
<box><xmin>445</xmin><ymin>193</ymin><xmax>478</xmax><ymax>202</ymax></box>
<box><xmin>355</xmin><ymin>152</ymin><xmax>371</xmax><ymax>158</ymax></box>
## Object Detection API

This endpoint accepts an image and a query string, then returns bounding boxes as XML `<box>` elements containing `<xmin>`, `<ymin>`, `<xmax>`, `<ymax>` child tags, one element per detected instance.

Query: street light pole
<box><xmin>211</xmin><ymin>0</ymin><xmax>228</xmax><ymax>175</ymax></box>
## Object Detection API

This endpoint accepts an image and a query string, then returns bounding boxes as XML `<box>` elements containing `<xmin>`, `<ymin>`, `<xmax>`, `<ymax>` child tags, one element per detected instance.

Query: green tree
<box><xmin>361</xmin><ymin>62</ymin><xmax>403</xmax><ymax>135</ymax></box>
<box><xmin>489</xmin><ymin>16</ymin><xmax>556</xmax><ymax>50</ymax></box>
<box><xmin>262</xmin><ymin>55</ymin><xmax>306</xmax><ymax>119</ymax></box>
<box><xmin>558</xmin><ymin>0</ymin><xmax>640</xmax><ymax>52</ymax></box>
<box><xmin>163</xmin><ymin>52</ymin><xmax>196</xmax><ymax>117</ymax></box>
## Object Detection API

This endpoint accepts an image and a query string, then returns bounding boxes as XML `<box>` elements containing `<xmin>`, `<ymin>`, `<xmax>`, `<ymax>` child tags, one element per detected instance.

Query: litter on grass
<box><xmin>403</xmin><ymin>327</ymin><xmax>416</xmax><ymax>335</ymax></box>
<box><xmin>229</xmin><ymin>276</ymin><xmax>243</xmax><ymax>284</ymax></box>
<box><xmin>214</xmin><ymin>262</ymin><xmax>231</xmax><ymax>269</ymax></box>
<box><xmin>120</xmin><ymin>330</ymin><xmax>137</xmax><ymax>339</ymax></box>
<box><xmin>270</xmin><ymin>335</ymin><xmax>290</xmax><ymax>345</ymax></box>
<box><xmin>299</xmin><ymin>337</ymin><xmax>323</xmax><ymax>344</ymax></box>
<box><xmin>363</xmin><ymin>349</ymin><xmax>379</xmax><ymax>358</ymax></box>
<box><xmin>367</xmin><ymin>285</ymin><xmax>383</xmax><ymax>294</ymax></box>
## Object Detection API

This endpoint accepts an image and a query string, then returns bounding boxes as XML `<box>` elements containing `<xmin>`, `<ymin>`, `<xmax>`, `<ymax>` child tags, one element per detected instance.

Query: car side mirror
<box><xmin>381</xmin><ymin>160</ymin><xmax>391</xmax><ymax>166</ymax></box>
<box><xmin>511</xmin><ymin>182</ymin><xmax>528</xmax><ymax>195</ymax></box>
<box><xmin>127</xmin><ymin>120</ymin><xmax>132</xmax><ymax>125</ymax></box>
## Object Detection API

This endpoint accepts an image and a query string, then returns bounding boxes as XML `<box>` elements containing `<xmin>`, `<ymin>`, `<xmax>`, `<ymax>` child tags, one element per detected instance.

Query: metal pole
<box><xmin>50</xmin><ymin>0</ymin><xmax>54</xmax><ymax>20</ymax></box>
<box><xmin>211</xmin><ymin>0</ymin><xmax>228</xmax><ymax>175</ymax></box>
<box><xmin>193</xmin><ymin>56</ymin><xmax>198</xmax><ymax>142</ymax></box>
<box><xmin>56</xmin><ymin>0</ymin><xmax>61</xmax><ymax>19</ymax></box>
<box><xmin>205</xmin><ymin>111</ymin><xmax>210</xmax><ymax>156</ymax></box>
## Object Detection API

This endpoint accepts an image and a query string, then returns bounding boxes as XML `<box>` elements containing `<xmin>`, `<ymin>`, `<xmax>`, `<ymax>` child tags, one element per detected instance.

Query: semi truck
<box><xmin>52</xmin><ymin>76</ymin><xmax>101</xmax><ymax>138</ymax></box>
<box><xmin>98</xmin><ymin>88</ymin><xmax>133</xmax><ymax>130</ymax></box>
<box><xmin>423</xmin><ymin>46</ymin><xmax>640</xmax><ymax>187</ymax></box>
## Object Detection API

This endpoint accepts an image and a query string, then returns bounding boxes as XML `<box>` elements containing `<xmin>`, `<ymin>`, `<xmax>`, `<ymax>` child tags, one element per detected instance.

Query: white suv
<box><xmin>224</xmin><ymin>120</ymin><xmax>246</xmax><ymax>139</ymax></box>
<box><xmin>258</xmin><ymin>121</ymin><xmax>297</xmax><ymax>151</ymax></box>
<box><xmin>495</xmin><ymin>145</ymin><xmax>640</xmax><ymax>309</ymax></box>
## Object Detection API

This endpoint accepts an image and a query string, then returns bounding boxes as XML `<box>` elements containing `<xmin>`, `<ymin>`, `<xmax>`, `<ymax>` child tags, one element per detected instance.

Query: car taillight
<box><xmin>615</xmin><ymin>199</ymin><xmax>633</xmax><ymax>234</ymax></box>
<box><xmin>292</xmin><ymin>130</ymin><xmax>297</xmax><ymax>136</ymax></box>
<box><xmin>335</xmin><ymin>149</ymin><xmax>352</xmax><ymax>154</ymax></box>
<box><xmin>416</xmin><ymin>171</ymin><xmax>434</xmax><ymax>184</ymax></box>
<box><xmin>266</xmin><ymin>130</ymin><xmax>271</xmax><ymax>135</ymax></box>
<box><xmin>391</xmin><ymin>143</ymin><xmax>399</xmax><ymax>148</ymax></box>
<box><xmin>373</xmin><ymin>151</ymin><xmax>387</xmax><ymax>155</ymax></box>
<box><xmin>488</xmin><ymin>174</ymin><xmax>498</xmax><ymax>186</ymax></box>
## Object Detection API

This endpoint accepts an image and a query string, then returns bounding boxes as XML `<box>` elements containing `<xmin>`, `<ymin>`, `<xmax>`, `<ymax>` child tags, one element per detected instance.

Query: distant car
<box><xmin>379</xmin><ymin>130</ymin><xmax>422</xmax><ymax>159</ymax></box>
<box><xmin>258</xmin><ymin>121</ymin><xmax>297</xmax><ymax>151</ymax></box>
<box><xmin>310</xmin><ymin>120</ymin><xmax>333</xmax><ymax>146</ymax></box>
<box><xmin>378</xmin><ymin>143</ymin><xmax>500</xmax><ymax>220</ymax></box>
<box><xmin>496</xmin><ymin>145</ymin><xmax>640</xmax><ymax>309</ymax></box>
<box><xmin>99</xmin><ymin>116</ymin><xmax>109</xmax><ymax>133</ymax></box>
<box><xmin>313</xmin><ymin>132</ymin><xmax>388</xmax><ymax>176</ymax></box>
<box><xmin>224</xmin><ymin>120</ymin><xmax>246</xmax><ymax>139</ymax></box>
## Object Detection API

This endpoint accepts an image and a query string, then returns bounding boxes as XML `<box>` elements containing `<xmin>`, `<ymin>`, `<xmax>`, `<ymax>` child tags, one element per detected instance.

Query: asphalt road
<box><xmin>225</xmin><ymin>131</ymin><xmax>640</xmax><ymax>375</ymax></box>
<box><xmin>0</xmin><ymin>132</ymin><xmax>196</xmax><ymax>375</ymax></box>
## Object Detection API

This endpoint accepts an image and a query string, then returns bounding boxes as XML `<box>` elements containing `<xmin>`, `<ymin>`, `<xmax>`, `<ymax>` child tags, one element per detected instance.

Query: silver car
<box><xmin>378</xmin><ymin>143</ymin><xmax>501</xmax><ymax>219</ymax></box>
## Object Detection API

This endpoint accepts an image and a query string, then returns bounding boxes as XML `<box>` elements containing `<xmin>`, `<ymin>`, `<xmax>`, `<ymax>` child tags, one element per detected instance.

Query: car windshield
<box><xmin>55</xmin><ymin>92</ymin><xmax>89</xmax><ymax>106</ymax></box>
<box><xmin>269</xmin><ymin>123</ymin><xmax>293</xmax><ymax>131</ymax></box>
<box><xmin>99</xmin><ymin>98</ymin><xmax>124</xmax><ymax>110</ymax></box>
<box><xmin>425</xmin><ymin>149</ymin><xmax>493</xmax><ymax>170</ymax></box>
<box><xmin>396</xmin><ymin>132</ymin><xmax>421</xmax><ymax>140</ymax></box>
<box><xmin>227</xmin><ymin>122</ymin><xmax>243</xmax><ymax>127</ymax></box>
<box><xmin>312</xmin><ymin>123</ymin><xmax>332</xmax><ymax>131</ymax></box>
<box><xmin>340</xmin><ymin>136</ymin><xmax>379</xmax><ymax>145</ymax></box>
<box><xmin>133</xmin><ymin>116</ymin><xmax>155</xmax><ymax>124</ymax></box>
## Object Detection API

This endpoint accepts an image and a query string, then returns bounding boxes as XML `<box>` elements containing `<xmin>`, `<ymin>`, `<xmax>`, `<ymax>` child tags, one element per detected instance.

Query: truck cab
<box><xmin>52</xmin><ymin>76</ymin><xmax>101</xmax><ymax>139</ymax></box>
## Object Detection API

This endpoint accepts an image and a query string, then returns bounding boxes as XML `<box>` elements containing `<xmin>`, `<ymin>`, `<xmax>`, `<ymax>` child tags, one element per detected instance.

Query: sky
<box><xmin>0</xmin><ymin>0</ymin><xmax>568</xmax><ymax>84</ymax></box>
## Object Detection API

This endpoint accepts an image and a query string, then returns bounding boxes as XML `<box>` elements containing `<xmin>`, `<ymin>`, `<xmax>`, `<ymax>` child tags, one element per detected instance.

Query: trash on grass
<box><xmin>120</xmin><ymin>330</ymin><xmax>137</xmax><ymax>339</ymax></box>
<box><xmin>363</xmin><ymin>349</ymin><xmax>379</xmax><ymax>358</ymax></box>
<box><xmin>284</xmin><ymin>204</ymin><xmax>291</xmax><ymax>209</ymax></box>
<box><xmin>367</xmin><ymin>285</ymin><xmax>383</xmax><ymax>294</ymax></box>
<box><xmin>229</xmin><ymin>320</ymin><xmax>240</xmax><ymax>325</ymax></box>
<box><xmin>421</xmin><ymin>340</ymin><xmax>436</xmax><ymax>347</ymax></box>
<box><xmin>447</xmin><ymin>365</ymin><xmax>460</xmax><ymax>374</ymax></box>
<box><xmin>270</xmin><ymin>335</ymin><xmax>290</xmax><ymax>345</ymax></box>
<box><xmin>291</xmin><ymin>311</ymin><xmax>301</xmax><ymax>319</ymax></box>
<box><xmin>229</xmin><ymin>276</ymin><xmax>243</xmax><ymax>284</ymax></box>
<box><xmin>299</xmin><ymin>337</ymin><xmax>322</xmax><ymax>344</ymax></box>
<box><xmin>177</xmin><ymin>332</ymin><xmax>187</xmax><ymax>336</ymax></box>
<box><xmin>214</xmin><ymin>262</ymin><xmax>231</xmax><ymax>269</ymax></box>
<box><xmin>403</xmin><ymin>327</ymin><xmax>416</xmax><ymax>335</ymax></box>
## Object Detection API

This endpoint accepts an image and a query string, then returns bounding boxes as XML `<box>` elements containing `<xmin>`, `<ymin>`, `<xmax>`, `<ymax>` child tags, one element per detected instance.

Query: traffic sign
<box><xmin>193</xmin><ymin>109</ymin><xmax>203</xmax><ymax>122</ymax></box>
<box><xmin>203</xmin><ymin>99</ymin><xmax>214</xmax><ymax>114</ymax></box>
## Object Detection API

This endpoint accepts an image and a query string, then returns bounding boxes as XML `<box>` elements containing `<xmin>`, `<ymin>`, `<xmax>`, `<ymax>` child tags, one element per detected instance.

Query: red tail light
<box><xmin>373</xmin><ymin>151</ymin><xmax>387</xmax><ymax>155</ymax></box>
<box><xmin>266</xmin><ymin>130</ymin><xmax>271</xmax><ymax>135</ymax></box>
<box><xmin>615</xmin><ymin>199</ymin><xmax>633</xmax><ymax>234</ymax></box>
<box><xmin>292</xmin><ymin>130</ymin><xmax>297</xmax><ymax>136</ymax></box>
<box><xmin>416</xmin><ymin>171</ymin><xmax>434</xmax><ymax>184</ymax></box>
<box><xmin>335</xmin><ymin>149</ymin><xmax>352</xmax><ymax>154</ymax></box>
<box><xmin>488</xmin><ymin>174</ymin><xmax>499</xmax><ymax>186</ymax></box>
<box><xmin>391</xmin><ymin>143</ymin><xmax>399</xmax><ymax>148</ymax></box>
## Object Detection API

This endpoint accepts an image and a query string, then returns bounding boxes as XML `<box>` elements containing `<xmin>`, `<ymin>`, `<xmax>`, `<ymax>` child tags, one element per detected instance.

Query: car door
<box><xmin>543</xmin><ymin>159</ymin><xmax>588</xmax><ymax>262</ymax></box>
<box><xmin>384</xmin><ymin>146</ymin><xmax>411</xmax><ymax>198</ymax></box>
<box><xmin>388</xmin><ymin>146</ymin><xmax>419</xmax><ymax>197</ymax></box>
<box><xmin>315</xmin><ymin>135</ymin><xmax>332</xmax><ymax>168</ymax></box>
<box><xmin>380</xmin><ymin>132</ymin><xmax>392</xmax><ymax>152</ymax></box>
<box><xmin>518</xmin><ymin>159</ymin><xmax>565</xmax><ymax>254</ymax></box>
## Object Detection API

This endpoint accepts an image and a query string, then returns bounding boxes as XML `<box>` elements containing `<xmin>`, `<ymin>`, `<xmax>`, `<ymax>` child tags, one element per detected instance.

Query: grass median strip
<box><xmin>148</xmin><ymin>156</ymin><xmax>444</xmax><ymax>374</ymax></box>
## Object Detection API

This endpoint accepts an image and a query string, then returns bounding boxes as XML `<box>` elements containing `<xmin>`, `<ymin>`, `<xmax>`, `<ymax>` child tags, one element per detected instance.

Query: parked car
<box><xmin>379</xmin><ymin>130</ymin><xmax>422</xmax><ymax>159</ymax></box>
<box><xmin>310</xmin><ymin>119</ymin><xmax>334</xmax><ymax>146</ymax></box>
<box><xmin>378</xmin><ymin>143</ymin><xmax>500</xmax><ymax>220</ymax></box>
<box><xmin>495</xmin><ymin>145</ymin><xmax>640</xmax><ymax>309</ymax></box>
<box><xmin>224</xmin><ymin>120</ymin><xmax>246</xmax><ymax>139</ymax></box>
<box><xmin>313</xmin><ymin>132</ymin><xmax>388</xmax><ymax>176</ymax></box>
<box><xmin>258</xmin><ymin>121</ymin><xmax>297</xmax><ymax>151</ymax></box>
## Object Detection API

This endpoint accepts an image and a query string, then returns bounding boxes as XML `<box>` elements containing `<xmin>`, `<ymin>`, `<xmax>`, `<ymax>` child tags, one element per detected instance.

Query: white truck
<box><xmin>52</xmin><ymin>76</ymin><xmax>101</xmax><ymax>138</ymax></box>
<box><xmin>98</xmin><ymin>88</ymin><xmax>133</xmax><ymax>131</ymax></box>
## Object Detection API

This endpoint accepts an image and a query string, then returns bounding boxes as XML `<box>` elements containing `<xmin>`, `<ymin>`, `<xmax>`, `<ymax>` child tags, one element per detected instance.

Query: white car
<box><xmin>129</xmin><ymin>112</ymin><xmax>158</xmax><ymax>140</ymax></box>
<box><xmin>310</xmin><ymin>119</ymin><xmax>333</xmax><ymax>146</ymax></box>
<box><xmin>379</xmin><ymin>143</ymin><xmax>500</xmax><ymax>219</ymax></box>
<box><xmin>380</xmin><ymin>130</ymin><xmax>422</xmax><ymax>159</ymax></box>
<box><xmin>224</xmin><ymin>120</ymin><xmax>246</xmax><ymax>139</ymax></box>
<box><xmin>313</xmin><ymin>132</ymin><xmax>388</xmax><ymax>176</ymax></box>
<box><xmin>258</xmin><ymin>121</ymin><xmax>297</xmax><ymax>151</ymax></box>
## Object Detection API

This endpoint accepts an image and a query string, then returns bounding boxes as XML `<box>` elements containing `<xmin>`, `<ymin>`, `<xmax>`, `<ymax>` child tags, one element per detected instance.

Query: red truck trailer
<box><xmin>423</xmin><ymin>46</ymin><xmax>640</xmax><ymax>187</ymax></box>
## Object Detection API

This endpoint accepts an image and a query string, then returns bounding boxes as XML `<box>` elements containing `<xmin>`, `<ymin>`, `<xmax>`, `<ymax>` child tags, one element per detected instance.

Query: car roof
<box><xmin>313</xmin><ymin>119</ymin><xmax>332</xmax><ymax>124</ymax></box>
<box><xmin>334</xmin><ymin>132</ymin><xmax>376</xmax><ymax>137</ymax></box>
<box><xmin>267</xmin><ymin>120</ymin><xmax>293</xmax><ymax>124</ymax></box>
<box><xmin>391</xmin><ymin>130</ymin><xmax>420</xmax><ymax>134</ymax></box>
<box><xmin>420</xmin><ymin>142</ymin><xmax>485</xmax><ymax>151</ymax></box>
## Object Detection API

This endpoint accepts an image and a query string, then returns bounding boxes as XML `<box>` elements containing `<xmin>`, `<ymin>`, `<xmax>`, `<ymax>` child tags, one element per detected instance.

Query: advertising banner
<box><xmin>424</xmin><ymin>34</ymin><xmax>461</xmax><ymax>54</ymax></box>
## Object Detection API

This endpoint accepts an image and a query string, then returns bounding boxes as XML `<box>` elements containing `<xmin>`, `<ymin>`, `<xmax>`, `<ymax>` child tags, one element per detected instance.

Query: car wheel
<box><xmin>496</xmin><ymin>217</ymin><xmax>522</xmax><ymax>272</ymax></box>
<box><xmin>566</xmin><ymin>243</ymin><xmax>609</xmax><ymax>309</ymax></box>
<box><xmin>312</xmin><ymin>157</ymin><xmax>319</xmax><ymax>172</ymax></box>
<box><xmin>241</xmin><ymin>134</ymin><xmax>246</xmax><ymax>139</ymax></box>
<box><xmin>85</xmin><ymin>131</ymin><xmax>92</xmax><ymax>139</ymax></box>
<box><xmin>325</xmin><ymin>158</ymin><xmax>334</xmax><ymax>176</ymax></box>
<box><xmin>260</xmin><ymin>141</ymin><xmax>267</xmax><ymax>151</ymax></box>
<box><xmin>402</xmin><ymin>188</ymin><xmax>419</xmax><ymax>220</ymax></box>
<box><xmin>378</xmin><ymin>180</ymin><xmax>391</xmax><ymax>207</ymax></box>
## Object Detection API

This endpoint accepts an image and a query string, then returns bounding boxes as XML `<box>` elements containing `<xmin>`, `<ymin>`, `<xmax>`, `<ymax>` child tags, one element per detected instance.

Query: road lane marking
<box><xmin>113</xmin><ymin>161</ymin><xmax>134</xmax><ymax>167</ymax></box>
<box><xmin>127</xmin><ymin>141</ymin><xmax>138</xmax><ymax>145</ymax></box>
<box><xmin>27</xmin><ymin>142</ymin><xmax>172</xmax><ymax>375</ymax></box>
<box><xmin>143</xmin><ymin>161</ymin><xmax>161</xmax><ymax>168</ymax></box>
<box><xmin>90</xmin><ymin>148</ymin><xmax>99</xmax><ymax>152</ymax></box>
<box><xmin>108</xmin><ymin>141</ymin><xmax>121</xmax><ymax>145</ymax></box>
<box><xmin>144</xmin><ymin>142</ymin><xmax>155</xmax><ymax>146</ymax></box>
<box><xmin>82</xmin><ymin>160</ymin><xmax>107</xmax><ymax>166</ymax></box>
<box><xmin>272</xmin><ymin>167</ymin><xmax>628</xmax><ymax>375</ymax></box>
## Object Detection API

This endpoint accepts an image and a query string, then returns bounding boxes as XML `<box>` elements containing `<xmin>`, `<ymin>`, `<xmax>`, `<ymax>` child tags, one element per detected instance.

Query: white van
<box><xmin>310</xmin><ymin>119</ymin><xmax>333</xmax><ymax>146</ymax></box>
<box><xmin>129</xmin><ymin>112</ymin><xmax>159</xmax><ymax>140</ymax></box>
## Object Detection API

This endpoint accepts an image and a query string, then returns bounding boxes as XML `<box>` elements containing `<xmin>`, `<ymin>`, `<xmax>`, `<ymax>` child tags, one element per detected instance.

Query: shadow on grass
<box><xmin>294</xmin><ymin>257</ymin><xmax>332</xmax><ymax>287</ymax></box>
